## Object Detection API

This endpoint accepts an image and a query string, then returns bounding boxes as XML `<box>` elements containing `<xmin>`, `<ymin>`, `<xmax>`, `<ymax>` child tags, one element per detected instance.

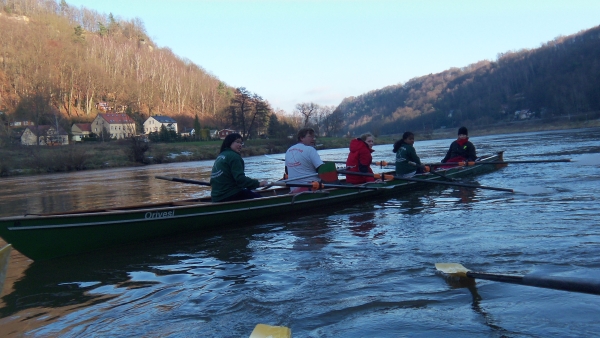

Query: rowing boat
<box><xmin>0</xmin><ymin>152</ymin><xmax>506</xmax><ymax>261</ymax></box>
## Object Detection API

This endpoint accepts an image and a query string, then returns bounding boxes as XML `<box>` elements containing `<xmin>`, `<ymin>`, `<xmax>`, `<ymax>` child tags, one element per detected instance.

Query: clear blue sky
<box><xmin>66</xmin><ymin>0</ymin><xmax>600</xmax><ymax>113</ymax></box>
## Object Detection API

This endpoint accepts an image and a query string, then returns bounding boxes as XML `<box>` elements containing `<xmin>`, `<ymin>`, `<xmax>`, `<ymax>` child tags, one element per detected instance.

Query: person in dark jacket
<box><xmin>440</xmin><ymin>126</ymin><xmax>477</xmax><ymax>164</ymax></box>
<box><xmin>393</xmin><ymin>131</ymin><xmax>422</xmax><ymax>176</ymax></box>
<box><xmin>210</xmin><ymin>133</ymin><xmax>267</xmax><ymax>202</ymax></box>
<box><xmin>345</xmin><ymin>132</ymin><xmax>376</xmax><ymax>184</ymax></box>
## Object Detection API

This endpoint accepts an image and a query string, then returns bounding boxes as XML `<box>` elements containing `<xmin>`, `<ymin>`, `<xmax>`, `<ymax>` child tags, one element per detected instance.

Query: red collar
<box><xmin>457</xmin><ymin>138</ymin><xmax>469</xmax><ymax>147</ymax></box>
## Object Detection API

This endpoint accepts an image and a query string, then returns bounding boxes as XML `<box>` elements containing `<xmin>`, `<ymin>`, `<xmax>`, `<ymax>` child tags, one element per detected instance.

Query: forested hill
<box><xmin>335</xmin><ymin>24</ymin><xmax>600</xmax><ymax>135</ymax></box>
<box><xmin>0</xmin><ymin>0</ymin><xmax>233</xmax><ymax>128</ymax></box>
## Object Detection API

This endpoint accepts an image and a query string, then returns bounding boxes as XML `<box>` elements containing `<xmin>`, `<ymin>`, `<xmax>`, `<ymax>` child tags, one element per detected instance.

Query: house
<box><xmin>514</xmin><ymin>109</ymin><xmax>533</xmax><ymax>120</ymax></box>
<box><xmin>21</xmin><ymin>125</ymin><xmax>69</xmax><ymax>146</ymax></box>
<box><xmin>9</xmin><ymin>120</ymin><xmax>35</xmax><ymax>128</ymax></box>
<box><xmin>210</xmin><ymin>129</ymin><xmax>219</xmax><ymax>139</ymax></box>
<box><xmin>71</xmin><ymin>123</ymin><xmax>92</xmax><ymax>141</ymax></box>
<box><xmin>143</xmin><ymin>115</ymin><xmax>178</xmax><ymax>134</ymax></box>
<box><xmin>218</xmin><ymin>129</ymin><xmax>238</xmax><ymax>139</ymax></box>
<box><xmin>95</xmin><ymin>102</ymin><xmax>110</xmax><ymax>111</ymax></box>
<box><xmin>91</xmin><ymin>113</ymin><xmax>136</xmax><ymax>139</ymax></box>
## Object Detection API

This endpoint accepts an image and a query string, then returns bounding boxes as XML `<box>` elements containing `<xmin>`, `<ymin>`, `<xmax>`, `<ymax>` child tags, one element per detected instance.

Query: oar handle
<box><xmin>467</xmin><ymin>272</ymin><xmax>600</xmax><ymax>295</ymax></box>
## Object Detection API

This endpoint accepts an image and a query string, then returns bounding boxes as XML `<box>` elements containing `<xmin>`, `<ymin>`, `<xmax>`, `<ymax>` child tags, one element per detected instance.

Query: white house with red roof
<box><xmin>71</xmin><ymin>123</ymin><xmax>92</xmax><ymax>141</ymax></box>
<box><xmin>218</xmin><ymin>129</ymin><xmax>238</xmax><ymax>139</ymax></box>
<box><xmin>91</xmin><ymin>113</ymin><xmax>136</xmax><ymax>139</ymax></box>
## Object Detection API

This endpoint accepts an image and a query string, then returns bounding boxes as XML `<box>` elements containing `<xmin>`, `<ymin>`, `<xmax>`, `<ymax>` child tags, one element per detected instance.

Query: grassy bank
<box><xmin>1</xmin><ymin>118</ymin><xmax>598</xmax><ymax>177</ymax></box>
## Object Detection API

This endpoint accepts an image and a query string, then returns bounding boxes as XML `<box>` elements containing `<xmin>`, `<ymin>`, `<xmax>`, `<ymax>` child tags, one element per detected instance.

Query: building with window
<box><xmin>21</xmin><ymin>125</ymin><xmax>68</xmax><ymax>146</ymax></box>
<box><xmin>71</xmin><ymin>123</ymin><xmax>92</xmax><ymax>141</ymax></box>
<box><xmin>91</xmin><ymin>113</ymin><xmax>136</xmax><ymax>139</ymax></box>
<box><xmin>143</xmin><ymin>116</ymin><xmax>178</xmax><ymax>134</ymax></box>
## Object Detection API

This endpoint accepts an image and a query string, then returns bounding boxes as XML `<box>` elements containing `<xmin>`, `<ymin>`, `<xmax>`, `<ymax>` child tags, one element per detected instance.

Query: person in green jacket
<box><xmin>393</xmin><ymin>131</ymin><xmax>422</xmax><ymax>177</ymax></box>
<box><xmin>210</xmin><ymin>133</ymin><xmax>267</xmax><ymax>202</ymax></box>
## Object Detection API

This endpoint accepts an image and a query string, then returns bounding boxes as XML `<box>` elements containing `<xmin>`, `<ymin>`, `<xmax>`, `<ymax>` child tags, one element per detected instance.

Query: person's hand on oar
<box><xmin>259</xmin><ymin>172</ymin><xmax>321</xmax><ymax>190</ymax></box>
<box><xmin>407</xmin><ymin>161</ymin><xmax>456</xmax><ymax>181</ymax></box>
<box><xmin>435</xmin><ymin>263</ymin><xmax>600</xmax><ymax>296</ymax></box>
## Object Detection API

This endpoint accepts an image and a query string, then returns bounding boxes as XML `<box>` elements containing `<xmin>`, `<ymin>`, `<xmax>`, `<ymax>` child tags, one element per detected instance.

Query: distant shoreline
<box><xmin>1</xmin><ymin>120</ymin><xmax>598</xmax><ymax>178</ymax></box>
<box><xmin>396</xmin><ymin>119</ymin><xmax>600</xmax><ymax>142</ymax></box>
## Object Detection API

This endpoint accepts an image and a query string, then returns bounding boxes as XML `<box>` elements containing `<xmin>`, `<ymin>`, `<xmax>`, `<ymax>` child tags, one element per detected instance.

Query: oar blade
<box><xmin>249</xmin><ymin>324</ymin><xmax>291</xmax><ymax>338</ymax></box>
<box><xmin>0</xmin><ymin>244</ymin><xmax>12</xmax><ymax>294</ymax></box>
<box><xmin>318</xmin><ymin>162</ymin><xmax>339</xmax><ymax>183</ymax></box>
<box><xmin>435</xmin><ymin>263</ymin><xmax>470</xmax><ymax>277</ymax></box>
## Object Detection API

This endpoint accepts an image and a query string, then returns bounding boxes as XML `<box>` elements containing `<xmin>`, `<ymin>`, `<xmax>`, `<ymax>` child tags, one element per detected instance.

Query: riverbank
<box><xmin>1</xmin><ymin>118</ymin><xmax>598</xmax><ymax>177</ymax></box>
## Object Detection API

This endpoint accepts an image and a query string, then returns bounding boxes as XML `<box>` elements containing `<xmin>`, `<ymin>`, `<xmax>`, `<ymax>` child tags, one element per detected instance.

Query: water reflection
<box><xmin>1</xmin><ymin>128</ymin><xmax>600</xmax><ymax>337</ymax></box>
<box><xmin>287</xmin><ymin>215</ymin><xmax>333</xmax><ymax>252</ymax></box>
<box><xmin>0</xmin><ymin>225</ymin><xmax>268</xmax><ymax>325</ymax></box>
<box><xmin>450</xmin><ymin>186</ymin><xmax>478</xmax><ymax>205</ymax></box>
<box><xmin>348</xmin><ymin>212</ymin><xmax>377</xmax><ymax>237</ymax></box>
<box><xmin>439</xmin><ymin>274</ymin><xmax>511</xmax><ymax>335</ymax></box>
<box><xmin>383</xmin><ymin>194</ymin><xmax>427</xmax><ymax>215</ymax></box>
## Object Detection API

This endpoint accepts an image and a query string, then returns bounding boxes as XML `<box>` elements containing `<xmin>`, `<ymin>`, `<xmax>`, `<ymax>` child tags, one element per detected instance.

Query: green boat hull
<box><xmin>0</xmin><ymin>152</ymin><xmax>505</xmax><ymax>261</ymax></box>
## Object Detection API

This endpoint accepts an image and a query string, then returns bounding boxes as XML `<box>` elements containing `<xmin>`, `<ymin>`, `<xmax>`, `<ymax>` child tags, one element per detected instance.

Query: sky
<box><xmin>65</xmin><ymin>0</ymin><xmax>600</xmax><ymax>113</ymax></box>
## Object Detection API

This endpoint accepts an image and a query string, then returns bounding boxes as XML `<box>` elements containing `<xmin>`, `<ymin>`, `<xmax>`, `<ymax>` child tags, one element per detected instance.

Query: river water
<box><xmin>1</xmin><ymin>128</ymin><xmax>599</xmax><ymax>337</ymax></box>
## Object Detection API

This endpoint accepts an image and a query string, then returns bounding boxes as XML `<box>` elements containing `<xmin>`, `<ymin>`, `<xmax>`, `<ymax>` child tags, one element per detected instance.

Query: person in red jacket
<box><xmin>345</xmin><ymin>132</ymin><xmax>376</xmax><ymax>184</ymax></box>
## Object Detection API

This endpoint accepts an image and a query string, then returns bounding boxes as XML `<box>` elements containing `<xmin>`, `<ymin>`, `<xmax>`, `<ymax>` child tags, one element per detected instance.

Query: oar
<box><xmin>249</xmin><ymin>324</ymin><xmax>291</xmax><ymax>338</ymax></box>
<box><xmin>338</xmin><ymin>170</ymin><xmax>514</xmax><ymax>193</ymax></box>
<box><xmin>259</xmin><ymin>172</ymin><xmax>321</xmax><ymax>190</ymax></box>
<box><xmin>407</xmin><ymin>161</ymin><xmax>456</xmax><ymax>181</ymax></box>
<box><xmin>264</xmin><ymin>154</ymin><xmax>388</xmax><ymax>166</ymax></box>
<box><xmin>155</xmin><ymin>176</ymin><xmax>211</xmax><ymax>186</ymax></box>
<box><xmin>0</xmin><ymin>244</ymin><xmax>12</xmax><ymax>295</ymax></box>
<box><xmin>269</xmin><ymin>181</ymin><xmax>381</xmax><ymax>190</ymax></box>
<box><xmin>428</xmin><ymin>159</ymin><xmax>571</xmax><ymax>167</ymax></box>
<box><xmin>435</xmin><ymin>263</ymin><xmax>600</xmax><ymax>296</ymax></box>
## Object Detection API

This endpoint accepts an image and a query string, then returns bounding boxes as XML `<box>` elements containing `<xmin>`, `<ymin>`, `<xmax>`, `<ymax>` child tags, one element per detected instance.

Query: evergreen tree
<box><xmin>267</xmin><ymin>113</ymin><xmax>280</xmax><ymax>138</ymax></box>
<box><xmin>159</xmin><ymin>124</ymin><xmax>171</xmax><ymax>142</ymax></box>
<box><xmin>193</xmin><ymin>114</ymin><xmax>201</xmax><ymax>140</ymax></box>
<box><xmin>97</xmin><ymin>22</ymin><xmax>108</xmax><ymax>37</ymax></box>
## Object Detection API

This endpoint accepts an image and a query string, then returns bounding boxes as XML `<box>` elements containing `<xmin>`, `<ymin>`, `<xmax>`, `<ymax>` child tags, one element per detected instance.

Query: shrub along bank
<box><xmin>2</xmin><ymin>119</ymin><xmax>597</xmax><ymax>177</ymax></box>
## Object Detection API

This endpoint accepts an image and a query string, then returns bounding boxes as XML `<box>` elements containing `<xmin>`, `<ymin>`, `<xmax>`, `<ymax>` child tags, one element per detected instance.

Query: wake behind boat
<box><xmin>0</xmin><ymin>152</ymin><xmax>507</xmax><ymax>261</ymax></box>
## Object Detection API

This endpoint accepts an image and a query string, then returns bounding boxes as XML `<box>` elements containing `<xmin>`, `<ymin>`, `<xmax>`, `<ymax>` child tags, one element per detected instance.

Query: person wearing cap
<box><xmin>440</xmin><ymin>126</ymin><xmax>477</xmax><ymax>164</ymax></box>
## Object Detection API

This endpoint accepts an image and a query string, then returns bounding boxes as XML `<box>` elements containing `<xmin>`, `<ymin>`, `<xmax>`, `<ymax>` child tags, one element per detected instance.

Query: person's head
<box><xmin>458</xmin><ymin>126</ymin><xmax>468</xmax><ymax>139</ymax></box>
<box><xmin>297</xmin><ymin>128</ymin><xmax>316</xmax><ymax>146</ymax></box>
<box><xmin>393</xmin><ymin>131</ymin><xmax>415</xmax><ymax>153</ymax></box>
<box><xmin>359</xmin><ymin>132</ymin><xmax>375</xmax><ymax>149</ymax></box>
<box><xmin>220</xmin><ymin>133</ymin><xmax>243</xmax><ymax>153</ymax></box>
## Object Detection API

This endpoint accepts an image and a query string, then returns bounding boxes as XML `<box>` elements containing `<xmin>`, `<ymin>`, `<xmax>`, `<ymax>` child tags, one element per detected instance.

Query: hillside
<box><xmin>0</xmin><ymin>0</ymin><xmax>233</xmax><ymax>131</ymax></box>
<box><xmin>335</xmin><ymin>25</ymin><xmax>600</xmax><ymax>135</ymax></box>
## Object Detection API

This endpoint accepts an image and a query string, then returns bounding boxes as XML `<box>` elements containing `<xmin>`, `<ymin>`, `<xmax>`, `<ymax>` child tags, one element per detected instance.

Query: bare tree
<box><xmin>294</xmin><ymin>102</ymin><xmax>319</xmax><ymax>127</ymax></box>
